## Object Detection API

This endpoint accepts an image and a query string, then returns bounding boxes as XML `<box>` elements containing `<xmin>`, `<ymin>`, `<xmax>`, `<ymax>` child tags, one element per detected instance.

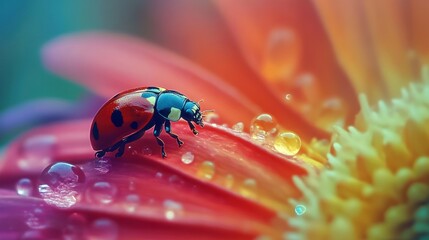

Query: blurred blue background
<box><xmin>0</xmin><ymin>0</ymin><xmax>152</xmax><ymax>146</ymax></box>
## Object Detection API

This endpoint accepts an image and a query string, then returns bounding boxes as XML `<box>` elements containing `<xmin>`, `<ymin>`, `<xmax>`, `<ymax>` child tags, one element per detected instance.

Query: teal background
<box><xmin>0</xmin><ymin>0</ymin><xmax>152</xmax><ymax>145</ymax></box>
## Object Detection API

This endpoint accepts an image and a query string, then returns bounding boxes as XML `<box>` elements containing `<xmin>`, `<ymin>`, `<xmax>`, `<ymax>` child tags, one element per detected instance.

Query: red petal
<box><xmin>42</xmin><ymin>32</ymin><xmax>260</xmax><ymax>127</ymax></box>
<box><xmin>1</xmin><ymin>119</ymin><xmax>308</xmax><ymax>237</ymax></box>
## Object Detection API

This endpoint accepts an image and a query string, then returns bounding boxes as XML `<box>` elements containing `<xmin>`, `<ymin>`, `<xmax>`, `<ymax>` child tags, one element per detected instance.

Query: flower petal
<box><xmin>1</xmin><ymin>119</ymin><xmax>307</xmax><ymax>211</ymax></box>
<box><xmin>42</xmin><ymin>32</ymin><xmax>260</xmax><ymax>128</ymax></box>
<box><xmin>313</xmin><ymin>0</ymin><xmax>417</xmax><ymax>103</ymax></box>
<box><xmin>42</xmin><ymin>31</ymin><xmax>329</xmax><ymax>140</ymax></box>
<box><xmin>0</xmin><ymin>119</ymin><xmax>309</xmax><ymax>238</ymax></box>
<box><xmin>0</xmin><ymin>120</ymin><xmax>93</xmax><ymax>177</ymax></box>
<box><xmin>213</xmin><ymin>0</ymin><xmax>359</xmax><ymax>130</ymax></box>
<box><xmin>0</xmin><ymin>190</ymin><xmax>262</xmax><ymax>239</ymax></box>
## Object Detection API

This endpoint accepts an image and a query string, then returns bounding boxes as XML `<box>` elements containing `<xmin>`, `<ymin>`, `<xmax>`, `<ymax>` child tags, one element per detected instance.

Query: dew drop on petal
<box><xmin>222</xmin><ymin>174</ymin><xmax>235</xmax><ymax>189</ymax></box>
<box><xmin>25</xmin><ymin>208</ymin><xmax>49</xmax><ymax>230</ymax></box>
<box><xmin>38</xmin><ymin>162</ymin><xmax>86</xmax><ymax>208</ymax></box>
<box><xmin>295</xmin><ymin>204</ymin><xmax>307</xmax><ymax>215</ymax></box>
<box><xmin>16</xmin><ymin>178</ymin><xmax>33</xmax><ymax>196</ymax></box>
<box><xmin>203</xmin><ymin>112</ymin><xmax>220</xmax><ymax>123</ymax></box>
<box><xmin>317</xmin><ymin>97</ymin><xmax>347</xmax><ymax>130</ymax></box>
<box><xmin>196</xmin><ymin>161</ymin><xmax>215</xmax><ymax>180</ymax></box>
<box><xmin>239</xmin><ymin>178</ymin><xmax>258</xmax><ymax>199</ymax></box>
<box><xmin>86</xmin><ymin>218</ymin><xmax>118</xmax><ymax>240</ymax></box>
<box><xmin>232</xmin><ymin>122</ymin><xmax>244</xmax><ymax>133</ymax></box>
<box><xmin>274</xmin><ymin>131</ymin><xmax>301</xmax><ymax>155</ymax></box>
<box><xmin>285</xmin><ymin>93</ymin><xmax>293</xmax><ymax>101</ymax></box>
<box><xmin>63</xmin><ymin>213</ymin><xmax>87</xmax><ymax>240</ymax></box>
<box><xmin>155</xmin><ymin>172</ymin><xmax>163</xmax><ymax>179</ymax></box>
<box><xmin>87</xmin><ymin>181</ymin><xmax>118</xmax><ymax>205</ymax></box>
<box><xmin>163</xmin><ymin>199</ymin><xmax>183</xmax><ymax>221</ymax></box>
<box><xmin>181</xmin><ymin>152</ymin><xmax>194</xmax><ymax>164</ymax></box>
<box><xmin>18</xmin><ymin>135</ymin><xmax>56</xmax><ymax>171</ymax></box>
<box><xmin>261</xmin><ymin>28</ymin><xmax>301</xmax><ymax>82</ymax></box>
<box><xmin>123</xmin><ymin>194</ymin><xmax>140</xmax><ymax>213</ymax></box>
<box><xmin>250</xmin><ymin>114</ymin><xmax>278</xmax><ymax>142</ymax></box>
<box><xmin>94</xmin><ymin>157</ymin><xmax>112</xmax><ymax>175</ymax></box>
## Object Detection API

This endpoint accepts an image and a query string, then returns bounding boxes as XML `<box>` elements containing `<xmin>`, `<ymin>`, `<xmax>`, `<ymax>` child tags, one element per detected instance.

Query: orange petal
<box><xmin>42</xmin><ymin>32</ymin><xmax>259</xmax><ymax>127</ymax></box>
<box><xmin>214</xmin><ymin>0</ymin><xmax>359</xmax><ymax>130</ymax></box>
<box><xmin>313</xmin><ymin>0</ymin><xmax>419</xmax><ymax>102</ymax></box>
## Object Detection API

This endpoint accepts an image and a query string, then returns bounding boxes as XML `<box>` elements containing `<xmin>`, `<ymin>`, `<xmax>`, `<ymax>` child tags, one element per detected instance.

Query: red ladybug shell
<box><xmin>90</xmin><ymin>87</ymin><xmax>160</xmax><ymax>151</ymax></box>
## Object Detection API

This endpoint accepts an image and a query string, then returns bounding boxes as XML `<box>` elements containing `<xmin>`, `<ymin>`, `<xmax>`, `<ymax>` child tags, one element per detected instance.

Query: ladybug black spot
<box><xmin>130</xmin><ymin>121</ymin><xmax>138</xmax><ymax>129</ymax></box>
<box><xmin>92</xmin><ymin>122</ymin><xmax>100</xmax><ymax>140</ymax></box>
<box><xmin>111</xmin><ymin>109</ymin><xmax>124</xmax><ymax>127</ymax></box>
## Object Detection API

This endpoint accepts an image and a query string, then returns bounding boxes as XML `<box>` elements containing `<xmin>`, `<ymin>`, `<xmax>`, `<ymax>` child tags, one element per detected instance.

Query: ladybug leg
<box><xmin>95</xmin><ymin>150</ymin><xmax>106</xmax><ymax>158</ymax></box>
<box><xmin>165</xmin><ymin>120</ymin><xmax>184</xmax><ymax>147</ymax></box>
<box><xmin>154</xmin><ymin>122</ymin><xmax>167</xmax><ymax>158</ymax></box>
<box><xmin>187</xmin><ymin>121</ymin><xmax>198</xmax><ymax>135</ymax></box>
<box><xmin>115</xmin><ymin>144</ymin><xmax>126</xmax><ymax>157</ymax></box>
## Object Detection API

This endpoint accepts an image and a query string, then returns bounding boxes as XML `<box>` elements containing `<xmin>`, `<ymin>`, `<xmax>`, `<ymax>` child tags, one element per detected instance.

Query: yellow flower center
<box><xmin>287</xmin><ymin>67</ymin><xmax>429</xmax><ymax>240</ymax></box>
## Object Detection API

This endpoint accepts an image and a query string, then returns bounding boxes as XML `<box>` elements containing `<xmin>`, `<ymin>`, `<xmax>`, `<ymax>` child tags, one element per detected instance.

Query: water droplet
<box><xmin>196</xmin><ymin>161</ymin><xmax>215</xmax><ymax>180</ymax></box>
<box><xmin>261</xmin><ymin>28</ymin><xmax>301</xmax><ymax>82</ymax></box>
<box><xmin>38</xmin><ymin>162</ymin><xmax>86</xmax><ymax>208</ymax></box>
<box><xmin>285</xmin><ymin>93</ymin><xmax>293</xmax><ymax>101</ymax></box>
<box><xmin>181</xmin><ymin>152</ymin><xmax>195</xmax><ymax>164</ymax></box>
<box><xmin>317</xmin><ymin>97</ymin><xmax>346</xmax><ymax>130</ymax></box>
<box><xmin>16</xmin><ymin>178</ymin><xmax>33</xmax><ymax>196</ymax></box>
<box><xmin>86</xmin><ymin>218</ymin><xmax>118</xmax><ymax>240</ymax></box>
<box><xmin>87</xmin><ymin>181</ymin><xmax>118</xmax><ymax>204</ymax></box>
<box><xmin>63</xmin><ymin>213</ymin><xmax>87</xmax><ymax>240</ymax></box>
<box><xmin>295</xmin><ymin>204</ymin><xmax>306</xmax><ymax>215</ymax></box>
<box><xmin>18</xmin><ymin>135</ymin><xmax>56</xmax><ymax>171</ymax></box>
<box><xmin>94</xmin><ymin>158</ymin><xmax>111</xmax><ymax>175</ymax></box>
<box><xmin>250</xmin><ymin>114</ymin><xmax>278</xmax><ymax>142</ymax></box>
<box><xmin>142</xmin><ymin>147</ymin><xmax>152</xmax><ymax>155</ymax></box>
<box><xmin>123</xmin><ymin>194</ymin><xmax>140</xmax><ymax>213</ymax></box>
<box><xmin>222</xmin><ymin>174</ymin><xmax>234</xmax><ymax>189</ymax></box>
<box><xmin>273</xmin><ymin>131</ymin><xmax>301</xmax><ymax>155</ymax></box>
<box><xmin>163</xmin><ymin>199</ymin><xmax>183</xmax><ymax>221</ymax></box>
<box><xmin>25</xmin><ymin>208</ymin><xmax>48</xmax><ymax>229</ymax></box>
<box><xmin>203</xmin><ymin>112</ymin><xmax>220</xmax><ymax>123</ymax></box>
<box><xmin>155</xmin><ymin>172</ymin><xmax>163</xmax><ymax>178</ymax></box>
<box><xmin>239</xmin><ymin>178</ymin><xmax>258</xmax><ymax>199</ymax></box>
<box><xmin>232</xmin><ymin>122</ymin><xmax>244</xmax><ymax>132</ymax></box>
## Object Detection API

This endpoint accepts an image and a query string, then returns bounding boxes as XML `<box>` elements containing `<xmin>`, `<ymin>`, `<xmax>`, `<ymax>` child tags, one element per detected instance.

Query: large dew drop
<box><xmin>38</xmin><ymin>162</ymin><xmax>86</xmax><ymax>208</ymax></box>
<box><xmin>250</xmin><ymin>114</ymin><xmax>278</xmax><ymax>142</ymax></box>
<box><xmin>273</xmin><ymin>131</ymin><xmax>302</xmax><ymax>155</ymax></box>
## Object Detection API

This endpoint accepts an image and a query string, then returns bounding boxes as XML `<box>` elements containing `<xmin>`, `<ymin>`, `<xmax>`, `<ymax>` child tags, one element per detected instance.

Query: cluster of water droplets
<box><xmin>249</xmin><ymin>113</ymin><xmax>301</xmax><ymax>156</ymax></box>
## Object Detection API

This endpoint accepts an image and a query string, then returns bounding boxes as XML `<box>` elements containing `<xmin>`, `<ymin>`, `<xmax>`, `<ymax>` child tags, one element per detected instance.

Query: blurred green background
<box><xmin>0</xmin><ymin>0</ymin><xmax>152</xmax><ymax>145</ymax></box>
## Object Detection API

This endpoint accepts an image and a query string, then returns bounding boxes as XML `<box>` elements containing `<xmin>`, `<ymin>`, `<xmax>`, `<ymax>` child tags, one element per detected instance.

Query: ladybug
<box><xmin>90</xmin><ymin>87</ymin><xmax>204</xmax><ymax>158</ymax></box>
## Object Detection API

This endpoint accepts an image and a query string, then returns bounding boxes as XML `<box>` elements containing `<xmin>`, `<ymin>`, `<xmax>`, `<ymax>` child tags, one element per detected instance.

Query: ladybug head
<box><xmin>182</xmin><ymin>101</ymin><xmax>204</xmax><ymax>127</ymax></box>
